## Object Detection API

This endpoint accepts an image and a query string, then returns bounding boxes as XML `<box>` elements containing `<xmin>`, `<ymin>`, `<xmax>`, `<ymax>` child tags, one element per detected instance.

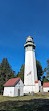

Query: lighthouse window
<box><xmin>28</xmin><ymin>46</ymin><xmax>32</xmax><ymax>51</ymax></box>
<box><xmin>26</xmin><ymin>47</ymin><xmax>28</xmax><ymax>51</ymax></box>
<box><xmin>26</xmin><ymin>46</ymin><xmax>32</xmax><ymax>51</ymax></box>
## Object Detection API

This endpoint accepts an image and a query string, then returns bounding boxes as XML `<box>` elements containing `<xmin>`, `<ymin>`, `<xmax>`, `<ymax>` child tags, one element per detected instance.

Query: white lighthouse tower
<box><xmin>24</xmin><ymin>36</ymin><xmax>40</xmax><ymax>94</ymax></box>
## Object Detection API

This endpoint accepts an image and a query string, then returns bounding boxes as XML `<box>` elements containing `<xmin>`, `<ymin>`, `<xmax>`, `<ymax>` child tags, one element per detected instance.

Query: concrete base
<box><xmin>23</xmin><ymin>85</ymin><xmax>35</xmax><ymax>94</ymax></box>
<box><xmin>23</xmin><ymin>84</ymin><xmax>39</xmax><ymax>94</ymax></box>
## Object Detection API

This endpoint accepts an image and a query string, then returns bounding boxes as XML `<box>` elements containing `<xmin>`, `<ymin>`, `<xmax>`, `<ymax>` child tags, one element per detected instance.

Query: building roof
<box><xmin>43</xmin><ymin>82</ymin><xmax>49</xmax><ymax>87</ymax></box>
<box><xmin>3</xmin><ymin>77</ymin><xmax>20</xmax><ymax>87</ymax></box>
<box><xmin>35</xmin><ymin>81</ymin><xmax>38</xmax><ymax>83</ymax></box>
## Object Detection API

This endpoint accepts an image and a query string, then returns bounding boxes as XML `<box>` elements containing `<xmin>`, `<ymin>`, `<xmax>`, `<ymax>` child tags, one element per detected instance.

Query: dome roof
<box><xmin>26</xmin><ymin>36</ymin><xmax>33</xmax><ymax>42</ymax></box>
<box><xmin>24</xmin><ymin>36</ymin><xmax>36</xmax><ymax>48</ymax></box>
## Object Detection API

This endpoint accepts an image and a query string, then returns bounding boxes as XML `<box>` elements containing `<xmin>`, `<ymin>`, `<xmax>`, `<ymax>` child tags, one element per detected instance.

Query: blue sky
<box><xmin>0</xmin><ymin>0</ymin><xmax>49</xmax><ymax>74</ymax></box>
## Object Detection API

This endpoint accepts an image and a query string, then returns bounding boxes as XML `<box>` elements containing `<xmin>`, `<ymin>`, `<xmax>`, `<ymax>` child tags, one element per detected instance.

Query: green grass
<box><xmin>0</xmin><ymin>93</ymin><xmax>49</xmax><ymax>111</ymax></box>
<box><xmin>0</xmin><ymin>95</ymin><xmax>33</xmax><ymax>102</ymax></box>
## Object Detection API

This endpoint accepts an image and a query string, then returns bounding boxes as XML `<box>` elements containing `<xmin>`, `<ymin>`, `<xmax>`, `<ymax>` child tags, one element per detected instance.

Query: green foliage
<box><xmin>43</xmin><ymin>59</ymin><xmax>49</xmax><ymax>82</ymax></box>
<box><xmin>0</xmin><ymin>58</ymin><xmax>16</xmax><ymax>94</ymax></box>
<box><xmin>46</xmin><ymin>59</ymin><xmax>49</xmax><ymax>78</ymax></box>
<box><xmin>17</xmin><ymin>64</ymin><xmax>24</xmax><ymax>82</ymax></box>
<box><xmin>36</xmin><ymin>60</ymin><xmax>43</xmax><ymax>80</ymax></box>
<box><xmin>43</xmin><ymin>76</ymin><xmax>49</xmax><ymax>83</ymax></box>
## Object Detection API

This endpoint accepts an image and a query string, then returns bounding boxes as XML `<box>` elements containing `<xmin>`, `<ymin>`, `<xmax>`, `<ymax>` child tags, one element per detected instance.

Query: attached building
<box><xmin>3</xmin><ymin>77</ymin><xmax>24</xmax><ymax>97</ymax></box>
<box><xmin>43</xmin><ymin>82</ymin><xmax>49</xmax><ymax>92</ymax></box>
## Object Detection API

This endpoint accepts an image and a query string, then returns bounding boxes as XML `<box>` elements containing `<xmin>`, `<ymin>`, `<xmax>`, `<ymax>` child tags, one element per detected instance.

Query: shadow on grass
<box><xmin>0</xmin><ymin>99</ymin><xmax>49</xmax><ymax>111</ymax></box>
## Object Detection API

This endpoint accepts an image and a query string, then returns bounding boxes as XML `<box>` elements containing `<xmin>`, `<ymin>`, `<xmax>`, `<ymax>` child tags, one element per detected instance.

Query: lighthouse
<box><xmin>24</xmin><ymin>36</ymin><xmax>41</xmax><ymax>94</ymax></box>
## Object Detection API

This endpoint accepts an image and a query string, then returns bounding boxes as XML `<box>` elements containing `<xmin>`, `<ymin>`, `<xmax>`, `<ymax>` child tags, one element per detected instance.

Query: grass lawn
<box><xmin>0</xmin><ymin>92</ymin><xmax>49</xmax><ymax>111</ymax></box>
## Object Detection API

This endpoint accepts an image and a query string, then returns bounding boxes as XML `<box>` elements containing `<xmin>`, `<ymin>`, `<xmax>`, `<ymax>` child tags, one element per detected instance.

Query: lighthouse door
<box><xmin>18</xmin><ymin>89</ymin><xmax>20</xmax><ymax>96</ymax></box>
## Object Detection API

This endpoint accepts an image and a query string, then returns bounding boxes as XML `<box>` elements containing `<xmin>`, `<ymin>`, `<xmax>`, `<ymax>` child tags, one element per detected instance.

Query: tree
<box><xmin>0</xmin><ymin>58</ymin><xmax>16</xmax><ymax>94</ymax></box>
<box><xmin>42</xmin><ymin>76</ymin><xmax>49</xmax><ymax>83</ymax></box>
<box><xmin>36</xmin><ymin>60</ymin><xmax>43</xmax><ymax>80</ymax></box>
<box><xmin>47</xmin><ymin>59</ymin><xmax>49</xmax><ymax>78</ymax></box>
<box><xmin>44</xmin><ymin>59</ymin><xmax>49</xmax><ymax>79</ymax></box>
<box><xmin>17</xmin><ymin>64</ymin><xmax>24</xmax><ymax>82</ymax></box>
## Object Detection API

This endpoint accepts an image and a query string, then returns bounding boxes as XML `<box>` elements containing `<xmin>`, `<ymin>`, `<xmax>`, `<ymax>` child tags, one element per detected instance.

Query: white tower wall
<box><xmin>33</xmin><ymin>50</ymin><xmax>38</xmax><ymax>81</ymax></box>
<box><xmin>24</xmin><ymin>36</ymin><xmax>39</xmax><ymax>94</ymax></box>
<box><xmin>24</xmin><ymin>49</ymin><xmax>35</xmax><ymax>85</ymax></box>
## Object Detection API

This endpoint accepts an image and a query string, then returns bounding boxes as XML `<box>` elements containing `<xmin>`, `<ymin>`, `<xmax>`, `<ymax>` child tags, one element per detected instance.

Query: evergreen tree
<box><xmin>0</xmin><ymin>58</ymin><xmax>16</xmax><ymax>94</ymax></box>
<box><xmin>42</xmin><ymin>76</ymin><xmax>49</xmax><ymax>83</ymax></box>
<box><xmin>17</xmin><ymin>64</ymin><xmax>24</xmax><ymax>82</ymax></box>
<box><xmin>36</xmin><ymin>60</ymin><xmax>43</xmax><ymax>80</ymax></box>
<box><xmin>47</xmin><ymin>59</ymin><xmax>49</xmax><ymax>78</ymax></box>
<box><xmin>44</xmin><ymin>59</ymin><xmax>49</xmax><ymax>79</ymax></box>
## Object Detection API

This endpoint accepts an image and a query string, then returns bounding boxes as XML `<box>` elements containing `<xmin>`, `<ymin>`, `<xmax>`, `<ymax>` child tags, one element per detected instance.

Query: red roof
<box><xmin>43</xmin><ymin>82</ymin><xmax>49</xmax><ymax>87</ymax></box>
<box><xmin>3</xmin><ymin>77</ymin><xmax>20</xmax><ymax>87</ymax></box>
<box><xmin>35</xmin><ymin>81</ymin><xmax>38</xmax><ymax>83</ymax></box>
